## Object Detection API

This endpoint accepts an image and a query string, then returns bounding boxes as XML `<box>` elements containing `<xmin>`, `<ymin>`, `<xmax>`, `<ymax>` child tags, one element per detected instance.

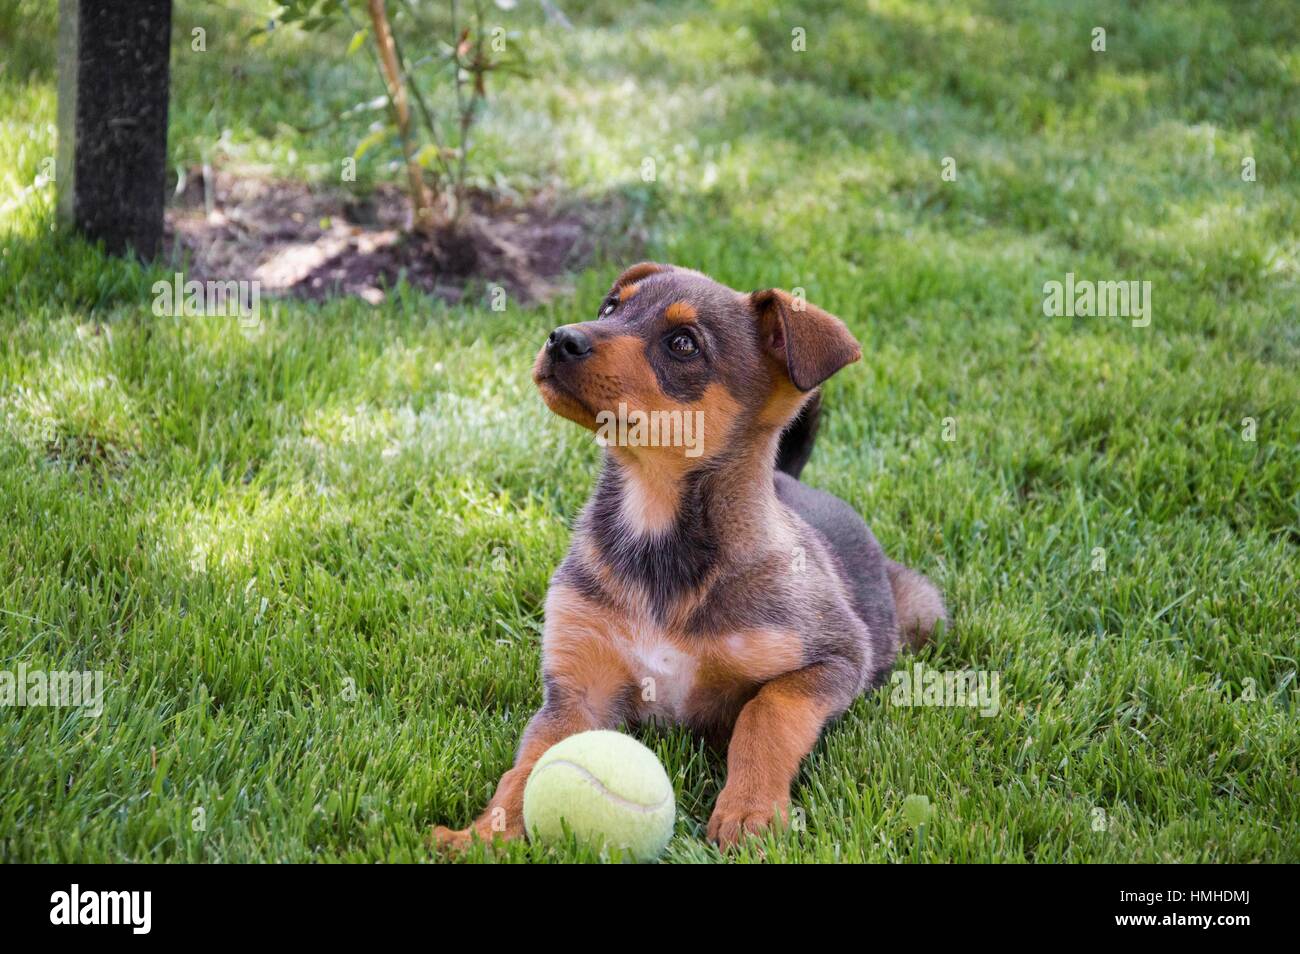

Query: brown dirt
<box><xmin>164</xmin><ymin>168</ymin><xmax>637</xmax><ymax>306</ymax></box>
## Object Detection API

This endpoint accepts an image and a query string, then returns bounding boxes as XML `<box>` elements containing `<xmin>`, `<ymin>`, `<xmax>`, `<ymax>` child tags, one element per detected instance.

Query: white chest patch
<box><xmin>619</xmin><ymin>623</ymin><xmax>697</xmax><ymax>724</ymax></box>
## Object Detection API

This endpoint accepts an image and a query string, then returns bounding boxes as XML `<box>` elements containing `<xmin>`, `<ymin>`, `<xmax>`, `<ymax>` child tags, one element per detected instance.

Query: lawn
<box><xmin>1</xmin><ymin>0</ymin><xmax>1297</xmax><ymax>862</ymax></box>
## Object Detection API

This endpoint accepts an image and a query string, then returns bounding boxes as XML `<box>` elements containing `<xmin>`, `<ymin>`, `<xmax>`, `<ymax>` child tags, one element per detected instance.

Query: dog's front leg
<box><xmin>432</xmin><ymin>698</ymin><xmax>611</xmax><ymax>852</ymax></box>
<box><xmin>707</xmin><ymin>663</ymin><xmax>853</xmax><ymax>850</ymax></box>
<box><xmin>433</xmin><ymin>583</ymin><xmax>633</xmax><ymax>854</ymax></box>
<box><xmin>433</xmin><ymin>607</ymin><xmax>633</xmax><ymax>853</ymax></box>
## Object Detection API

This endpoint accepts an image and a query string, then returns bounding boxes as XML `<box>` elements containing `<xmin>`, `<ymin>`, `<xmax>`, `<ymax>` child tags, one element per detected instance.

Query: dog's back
<box><xmin>774</xmin><ymin>394</ymin><xmax>947</xmax><ymax>684</ymax></box>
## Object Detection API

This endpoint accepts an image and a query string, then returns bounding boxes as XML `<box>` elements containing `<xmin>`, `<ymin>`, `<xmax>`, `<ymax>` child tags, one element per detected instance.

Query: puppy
<box><xmin>434</xmin><ymin>263</ymin><xmax>946</xmax><ymax>851</ymax></box>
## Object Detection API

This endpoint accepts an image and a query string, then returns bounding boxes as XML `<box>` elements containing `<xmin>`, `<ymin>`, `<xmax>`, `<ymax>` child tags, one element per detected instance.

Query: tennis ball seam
<box><xmin>530</xmin><ymin>759</ymin><xmax>671</xmax><ymax>813</ymax></box>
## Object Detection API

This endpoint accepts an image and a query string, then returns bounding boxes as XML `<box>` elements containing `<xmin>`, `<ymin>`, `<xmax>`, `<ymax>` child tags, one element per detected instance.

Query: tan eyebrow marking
<box><xmin>619</xmin><ymin>282</ymin><xmax>641</xmax><ymax>301</ymax></box>
<box><xmin>665</xmin><ymin>301</ymin><xmax>697</xmax><ymax>323</ymax></box>
<box><xmin>614</xmin><ymin>262</ymin><xmax>668</xmax><ymax>288</ymax></box>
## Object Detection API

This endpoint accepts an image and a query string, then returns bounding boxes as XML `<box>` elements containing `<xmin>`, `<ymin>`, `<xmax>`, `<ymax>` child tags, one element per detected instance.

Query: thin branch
<box><xmin>447</xmin><ymin>0</ymin><xmax>490</xmax><ymax>225</ymax></box>
<box><xmin>393</xmin><ymin>0</ymin><xmax>456</xmax><ymax>186</ymax></box>
<box><xmin>366</xmin><ymin>0</ymin><xmax>436</xmax><ymax>233</ymax></box>
<box><xmin>448</xmin><ymin>0</ymin><xmax>467</xmax><ymax>223</ymax></box>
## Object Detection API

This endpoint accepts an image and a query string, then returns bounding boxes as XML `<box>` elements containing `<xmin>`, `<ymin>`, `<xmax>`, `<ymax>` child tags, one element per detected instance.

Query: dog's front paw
<box><xmin>431</xmin><ymin>824</ymin><xmax>479</xmax><ymax>855</ymax></box>
<box><xmin>431</xmin><ymin>813</ymin><xmax>526</xmax><ymax>855</ymax></box>
<box><xmin>707</xmin><ymin>788</ymin><xmax>789</xmax><ymax>850</ymax></box>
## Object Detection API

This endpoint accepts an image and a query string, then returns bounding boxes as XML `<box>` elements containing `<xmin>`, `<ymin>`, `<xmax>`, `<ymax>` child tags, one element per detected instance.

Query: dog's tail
<box><xmin>887</xmin><ymin>560</ymin><xmax>947</xmax><ymax>649</ymax></box>
<box><xmin>776</xmin><ymin>391</ymin><xmax>822</xmax><ymax>479</ymax></box>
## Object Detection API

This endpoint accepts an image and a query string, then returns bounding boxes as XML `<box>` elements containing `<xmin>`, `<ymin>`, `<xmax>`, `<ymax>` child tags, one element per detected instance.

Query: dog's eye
<box><xmin>599</xmin><ymin>296</ymin><xmax>618</xmax><ymax>318</ymax></box>
<box><xmin>666</xmin><ymin>331</ymin><xmax>699</xmax><ymax>359</ymax></box>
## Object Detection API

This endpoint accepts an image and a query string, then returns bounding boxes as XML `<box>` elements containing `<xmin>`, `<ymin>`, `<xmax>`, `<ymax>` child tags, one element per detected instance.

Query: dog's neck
<box><xmin>611</xmin><ymin>435</ymin><xmax>784</xmax><ymax>543</ymax></box>
<box><xmin>579</xmin><ymin>433</ymin><xmax>790</xmax><ymax>609</ymax></box>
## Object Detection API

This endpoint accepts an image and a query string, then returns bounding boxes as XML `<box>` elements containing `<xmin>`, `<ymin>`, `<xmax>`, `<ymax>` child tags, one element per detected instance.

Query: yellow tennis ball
<box><xmin>522</xmin><ymin>730</ymin><xmax>675</xmax><ymax>861</ymax></box>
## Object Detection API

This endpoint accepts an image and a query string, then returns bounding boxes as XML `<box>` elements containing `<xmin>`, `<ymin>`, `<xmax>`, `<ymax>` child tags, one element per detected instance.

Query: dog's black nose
<box><xmin>546</xmin><ymin>325</ymin><xmax>593</xmax><ymax>362</ymax></box>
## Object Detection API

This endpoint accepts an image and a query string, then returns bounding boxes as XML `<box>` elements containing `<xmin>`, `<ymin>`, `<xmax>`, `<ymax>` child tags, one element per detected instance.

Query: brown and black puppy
<box><xmin>433</xmin><ymin>263</ymin><xmax>946</xmax><ymax>851</ymax></box>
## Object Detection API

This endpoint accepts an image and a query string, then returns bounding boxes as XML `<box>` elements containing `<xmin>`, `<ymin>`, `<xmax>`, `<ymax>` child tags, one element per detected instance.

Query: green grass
<box><xmin>1</xmin><ymin>0</ymin><xmax>1298</xmax><ymax>862</ymax></box>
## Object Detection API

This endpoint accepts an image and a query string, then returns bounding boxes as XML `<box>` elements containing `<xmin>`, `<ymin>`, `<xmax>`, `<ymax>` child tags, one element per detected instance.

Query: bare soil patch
<box><xmin>164</xmin><ymin>168</ymin><xmax>638</xmax><ymax>306</ymax></box>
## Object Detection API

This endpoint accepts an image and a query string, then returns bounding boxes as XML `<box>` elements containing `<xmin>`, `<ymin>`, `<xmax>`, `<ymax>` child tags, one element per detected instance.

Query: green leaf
<box><xmin>902</xmin><ymin>794</ymin><xmax>933</xmax><ymax>828</ymax></box>
<box><xmin>353</xmin><ymin>127</ymin><xmax>392</xmax><ymax>162</ymax></box>
<box><xmin>413</xmin><ymin>144</ymin><xmax>442</xmax><ymax>169</ymax></box>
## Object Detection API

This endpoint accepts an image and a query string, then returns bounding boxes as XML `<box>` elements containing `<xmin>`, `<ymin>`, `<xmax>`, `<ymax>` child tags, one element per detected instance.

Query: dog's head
<box><xmin>532</xmin><ymin>263</ymin><xmax>860</xmax><ymax>464</ymax></box>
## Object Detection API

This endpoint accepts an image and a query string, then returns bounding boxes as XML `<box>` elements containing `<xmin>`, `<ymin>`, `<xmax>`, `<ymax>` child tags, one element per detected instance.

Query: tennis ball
<box><xmin>523</xmin><ymin>730</ymin><xmax>675</xmax><ymax>861</ymax></box>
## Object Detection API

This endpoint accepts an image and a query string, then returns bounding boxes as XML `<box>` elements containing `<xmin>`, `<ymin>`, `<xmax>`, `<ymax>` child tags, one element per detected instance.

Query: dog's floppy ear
<box><xmin>750</xmin><ymin>288</ymin><xmax>861</xmax><ymax>391</ymax></box>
